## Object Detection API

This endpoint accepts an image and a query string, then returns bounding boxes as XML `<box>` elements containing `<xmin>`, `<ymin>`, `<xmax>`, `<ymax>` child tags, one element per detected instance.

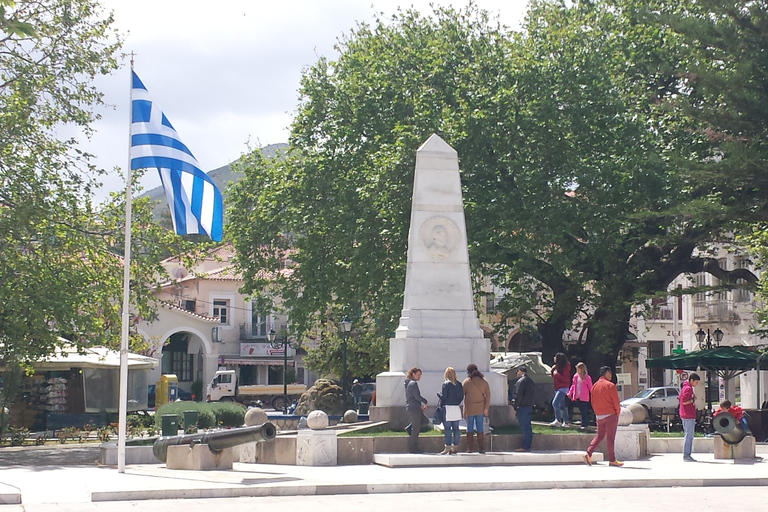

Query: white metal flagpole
<box><xmin>117</xmin><ymin>54</ymin><xmax>135</xmax><ymax>473</ymax></box>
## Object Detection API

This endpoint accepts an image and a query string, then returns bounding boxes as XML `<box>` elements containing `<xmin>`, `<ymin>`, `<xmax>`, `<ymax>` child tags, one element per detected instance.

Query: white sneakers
<box><xmin>549</xmin><ymin>419</ymin><xmax>562</xmax><ymax>427</ymax></box>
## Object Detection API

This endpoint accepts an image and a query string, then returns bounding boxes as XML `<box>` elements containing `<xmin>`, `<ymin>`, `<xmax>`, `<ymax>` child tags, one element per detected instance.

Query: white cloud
<box><xmin>84</xmin><ymin>0</ymin><xmax>528</xmax><ymax>200</ymax></box>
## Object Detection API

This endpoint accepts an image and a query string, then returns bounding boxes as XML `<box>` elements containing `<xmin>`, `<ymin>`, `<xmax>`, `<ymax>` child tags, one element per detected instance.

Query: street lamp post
<box><xmin>339</xmin><ymin>316</ymin><xmax>352</xmax><ymax>405</ymax></box>
<box><xmin>267</xmin><ymin>328</ymin><xmax>291</xmax><ymax>414</ymax></box>
<box><xmin>695</xmin><ymin>327</ymin><xmax>724</xmax><ymax>414</ymax></box>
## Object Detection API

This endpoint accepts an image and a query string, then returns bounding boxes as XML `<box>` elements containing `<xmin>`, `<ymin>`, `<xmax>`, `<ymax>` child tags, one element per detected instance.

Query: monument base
<box><xmin>376</xmin><ymin>367</ymin><xmax>507</xmax><ymax>409</ymax></box>
<box><xmin>166</xmin><ymin>444</ymin><xmax>233</xmax><ymax>470</ymax></box>
<box><xmin>615</xmin><ymin>424</ymin><xmax>649</xmax><ymax>460</ymax></box>
<box><xmin>297</xmin><ymin>429</ymin><xmax>338</xmax><ymax>466</ymax></box>
<box><xmin>714</xmin><ymin>435</ymin><xmax>756</xmax><ymax>459</ymax></box>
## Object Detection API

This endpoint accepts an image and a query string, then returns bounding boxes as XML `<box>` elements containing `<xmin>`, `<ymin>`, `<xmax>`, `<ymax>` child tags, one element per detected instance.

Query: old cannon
<box><xmin>153</xmin><ymin>422</ymin><xmax>276</xmax><ymax>463</ymax></box>
<box><xmin>713</xmin><ymin>412</ymin><xmax>747</xmax><ymax>445</ymax></box>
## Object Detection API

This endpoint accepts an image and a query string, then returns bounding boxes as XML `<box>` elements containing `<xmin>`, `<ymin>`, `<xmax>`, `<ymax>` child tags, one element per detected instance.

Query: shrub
<box><xmin>155</xmin><ymin>401</ymin><xmax>245</xmax><ymax>429</ymax></box>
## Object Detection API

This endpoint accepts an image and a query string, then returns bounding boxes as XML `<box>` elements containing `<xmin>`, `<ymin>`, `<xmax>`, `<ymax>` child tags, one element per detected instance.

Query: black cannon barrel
<box><xmin>153</xmin><ymin>422</ymin><xmax>276</xmax><ymax>462</ymax></box>
<box><xmin>713</xmin><ymin>412</ymin><xmax>747</xmax><ymax>445</ymax></box>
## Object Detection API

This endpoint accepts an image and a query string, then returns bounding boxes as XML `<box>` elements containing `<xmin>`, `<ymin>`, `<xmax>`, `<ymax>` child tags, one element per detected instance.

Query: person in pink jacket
<box><xmin>569</xmin><ymin>362</ymin><xmax>593</xmax><ymax>429</ymax></box>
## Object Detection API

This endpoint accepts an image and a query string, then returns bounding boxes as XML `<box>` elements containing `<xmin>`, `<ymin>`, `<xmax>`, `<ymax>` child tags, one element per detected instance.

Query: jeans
<box><xmin>354</xmin><ymin>396</ymin><xmax>362</xmax><ymax>404</ymax></box>
<box><xmin>516</xmin><ymin>406</ymin><xmax>533</xmax><ymax>450</ymax></box>
<box><xmin>587</xmin><ymin>413</ymin><xmax>619</xmax><ymax>462</ymax></box>
<box><xmin>444</xmin><ymin>420</ymin><xmax>460</xmax><ymax>446</ymax></box>
<box><xmin>576</xmin><ymin>399</ymin><xmax>591</xmax><ymax>427</ymax></box>
<box><xmin>552</xmin><ymin>388</ymin><xmax>569</xmax><ymax>423</ymax></box>
<box><xmin>682</xmin><ymin>418</ymin><xmax>695</xmax><ymax>458</ymax></box>
<box><xmin>466</xmin><ymin>414</ymin><xmax>484</xmax><ymax>433</ymax></box>
<box><xmin>739</xmin><ymin>416</ymin><xmax>750</xmax><ymax>432</ymax></box>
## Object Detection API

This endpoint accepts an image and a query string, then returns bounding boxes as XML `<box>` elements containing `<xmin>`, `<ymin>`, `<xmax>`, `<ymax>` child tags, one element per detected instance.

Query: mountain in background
<box><xmin>141</xmin><ymin>142</ymin><xmax>288</xmax><ymax>222</ymax></box>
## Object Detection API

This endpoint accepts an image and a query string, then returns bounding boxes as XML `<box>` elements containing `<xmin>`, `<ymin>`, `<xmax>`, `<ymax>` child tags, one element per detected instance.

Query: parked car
<box><xmin>621</xmin><ymin>386</ymin><xmax>680</xmax><ymax>416</ymax></box>
<box><xmin>360</xmin><ymin>382</ymin><xmax>376</xmax><ymax>403</ymax></box>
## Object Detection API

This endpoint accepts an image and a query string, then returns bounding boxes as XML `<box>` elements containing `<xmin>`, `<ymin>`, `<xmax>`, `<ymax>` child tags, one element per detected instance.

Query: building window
<box><xmin>184</xmin><ymin>300</ymin><xmax>195</xmax><ymax>312</ymax></box>
<box><xmin>268</xmin><ymin>365</ymin><xmax>284</xmax><ymax>385</ymax></box>
<box><xmin>213</xmin><ymin>299</ymin><xmax>229</xmax><ymax>324</ymax></box>
<box><xmin>734</xmin><ymin>259</ymin><xmax>752</xmax><ymax>303</ymax></box>
<box><xmin>251</xmin><ymin>308</ymin><xmax>268</xmax><ymax>337</ymax></box>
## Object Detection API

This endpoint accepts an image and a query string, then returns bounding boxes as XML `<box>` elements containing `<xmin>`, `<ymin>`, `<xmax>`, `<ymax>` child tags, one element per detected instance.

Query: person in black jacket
<box><xmin>513</xmin><ymin>366</ymin><xmax>535</xmax><ymax>452</ymax></box>
<box><xmin>439</xmin><ymin>366</ymin><xmax>464</xmax><ymax>455</ymax></box>
<box><xmin>404</xmin><ymin>367</ymin><xmax>428</xmax><ymax>453</ymax></box>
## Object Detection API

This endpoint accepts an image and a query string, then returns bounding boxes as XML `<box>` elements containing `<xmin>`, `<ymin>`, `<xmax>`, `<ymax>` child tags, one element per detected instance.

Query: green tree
<box><xmin>229</xmin><ymin>1</ymin><xmax>761</xmax><ymax>381</ymax></box>
<box><xmin>0</xmin><ymin>0</ymin><xmax>207</xmax><ymax>368</ymax></box>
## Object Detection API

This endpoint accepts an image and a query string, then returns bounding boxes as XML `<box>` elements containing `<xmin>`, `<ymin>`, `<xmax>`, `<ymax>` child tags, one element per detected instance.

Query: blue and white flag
<box><xmin>130</xmin><ymin>71</ymin><xmax>223</xmax><ymax>241</ymax></box>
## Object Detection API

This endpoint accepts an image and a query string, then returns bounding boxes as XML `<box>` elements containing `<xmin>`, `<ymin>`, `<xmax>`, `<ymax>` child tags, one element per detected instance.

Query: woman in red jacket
<box><xmin>550</xmin><ymin>352</ymin><xmax>571</xmax><ymax>427</ymax></box>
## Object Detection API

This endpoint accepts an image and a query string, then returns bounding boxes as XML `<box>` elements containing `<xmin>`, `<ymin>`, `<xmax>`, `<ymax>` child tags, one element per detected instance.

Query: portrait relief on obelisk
<box><xmin>419</xmin><ymin>216</ymin><xmax>460</xmax><ymax>261</ymax></box>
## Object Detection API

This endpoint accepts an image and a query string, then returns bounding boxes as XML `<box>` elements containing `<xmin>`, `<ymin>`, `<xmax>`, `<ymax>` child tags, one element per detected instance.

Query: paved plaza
<box><xmin>0</xmin><ymin>443</ymin><xmax>766</xmax><ymax>506</ymax></box>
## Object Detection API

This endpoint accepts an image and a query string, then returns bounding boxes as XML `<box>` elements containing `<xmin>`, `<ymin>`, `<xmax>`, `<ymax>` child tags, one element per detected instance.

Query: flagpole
<box><xmin>117</xmin><ymin>54</ymin><xmax>135</xmax><ymax>473</ymax></box>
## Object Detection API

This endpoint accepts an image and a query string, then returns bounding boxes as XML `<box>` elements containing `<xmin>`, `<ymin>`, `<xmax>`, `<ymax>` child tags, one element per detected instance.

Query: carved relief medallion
<box><xmin>419</xmin><ymin>216</ymin><xmax>460</xmax><ymax>261</ymax></box>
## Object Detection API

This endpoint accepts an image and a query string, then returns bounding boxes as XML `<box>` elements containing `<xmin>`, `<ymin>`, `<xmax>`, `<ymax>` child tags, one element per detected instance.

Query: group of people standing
<box><xmin>549</xmin><ymin>353</ymin><xmax>594</xmax><ymax>429</ymax></box>
<box><xmin>404</xmin><ymin>363</ymin><xmax>490</xmax><ymax>454</ymax></box>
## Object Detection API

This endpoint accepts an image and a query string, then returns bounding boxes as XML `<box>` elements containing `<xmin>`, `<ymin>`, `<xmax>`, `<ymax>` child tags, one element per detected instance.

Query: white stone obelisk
<box><xmin>373</xmin><ymin>135</ymin><xmax>507</xmax><ymax>424</ymax></box>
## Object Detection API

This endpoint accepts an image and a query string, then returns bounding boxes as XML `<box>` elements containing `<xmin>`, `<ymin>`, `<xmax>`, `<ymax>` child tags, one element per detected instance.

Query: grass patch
<box><xmin>649</xmin><ymin>431</ymin><xmax>706</xmax><ymax>438</ymax></box>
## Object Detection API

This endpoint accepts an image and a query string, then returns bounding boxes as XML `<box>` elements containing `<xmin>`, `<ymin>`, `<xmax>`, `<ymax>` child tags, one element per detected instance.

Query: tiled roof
<box><xmin>160</xmin><ymin>301</ymin><xmax>220</xmax><ymax>323</ymax></box>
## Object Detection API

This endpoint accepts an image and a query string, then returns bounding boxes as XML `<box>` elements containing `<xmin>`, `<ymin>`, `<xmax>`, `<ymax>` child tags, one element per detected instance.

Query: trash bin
<box><xmin>357</xmin><ymin>402</ymin><xmax>369</xmax><ymax>415</ymax></box>
<box><xmin>183</xmin><ymin>410</ymin><xmax>199</xmax><ymax>431</ymax></box>
<box><xmin>161</xmin><ymin>414</ymin><xmax>179</xmax><ymax>436</ymax></box>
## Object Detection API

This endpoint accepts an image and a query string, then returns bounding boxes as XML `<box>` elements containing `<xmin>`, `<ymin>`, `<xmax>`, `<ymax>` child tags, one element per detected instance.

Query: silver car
<box><xmin>621</xmin><ymin>386</ymin><xmax>680</xmax><ymax>416</ymax></box>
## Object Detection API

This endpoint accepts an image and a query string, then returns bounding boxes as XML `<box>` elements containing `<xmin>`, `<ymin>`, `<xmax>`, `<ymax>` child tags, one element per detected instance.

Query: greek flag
<box><xmin>130</xmin><ymin>71</ymin><xmax>223</xmax><ymax>241</ymax></box>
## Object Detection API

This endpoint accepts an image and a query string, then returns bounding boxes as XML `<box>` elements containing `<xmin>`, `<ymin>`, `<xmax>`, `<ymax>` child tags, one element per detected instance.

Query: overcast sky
<box><xmin>85</xmin><ymin>0</ymin><xmax>529</xmax><ymax>201</ymax></box>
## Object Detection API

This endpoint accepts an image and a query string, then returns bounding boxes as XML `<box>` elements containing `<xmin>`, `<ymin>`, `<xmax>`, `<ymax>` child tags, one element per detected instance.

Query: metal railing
<box><xmin>692</xmin><ymin>300</ymin><xmax>740</xmax><ymax>324</ymax></box>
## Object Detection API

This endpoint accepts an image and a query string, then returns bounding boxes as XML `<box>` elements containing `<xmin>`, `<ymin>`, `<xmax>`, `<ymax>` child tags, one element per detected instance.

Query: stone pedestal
<box><xmin>166</xmin><ymin>444</ymin><xmax>233</xmax><ymax>470</ymax></box>
<box><xmin>234</xmin><ymin>441</ymin><xmax>258</xmax><ymax>463</ymax></box>
<box><xmin>296</xmin><ymin>429</ymin><xmax>337</xmax><ymax>466</ymax></box>
<box><xmin>615</xmin><ymin>424</ymin><xmax>649</xmax><ymax>460</ymax></box>
<box><xmin>714</xmin><ymin>435</ymin><xmax>756</xmax><ymax>459</ymax></box>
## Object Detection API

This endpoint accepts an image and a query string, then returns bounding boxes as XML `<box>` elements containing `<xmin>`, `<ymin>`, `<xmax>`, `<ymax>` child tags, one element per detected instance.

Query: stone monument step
<box><xmin>373</xmin><ymin>450</ymin><xmax>604</xmax><ymax>467</ymax></box>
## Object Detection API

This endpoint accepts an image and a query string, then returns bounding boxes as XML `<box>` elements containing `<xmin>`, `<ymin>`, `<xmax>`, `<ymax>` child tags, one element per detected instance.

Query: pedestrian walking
<box><xmin>679</xmin><ymin>373</ymin><xmax>701</xmax><ymax>462</ymax></box>
<box><xmin>568</xmin><ymin>362</ymin><xmax>593</xmax><ymax>429</ymax></box>
<box><xmin>404</xmin><ymin>367</ymin><xmax>429</xmax><ymax>454</ymax></box>
<box><xmin>439</xmin><ymin>367</ymin><xmax>464</xmax><ymax>455</ymax></box>
<box><xmin>351</xmin><ymin>379</ymin><xmax>363</xmax><ymax>404</ymax></box>
<box><xmin>550</xmin><ymin>352</ymin><xmax>571</xmax><ymax>427</ymax></box>
<box><xmin>512</xmin><ymin>365</ymin><xmax>535</xmax><ymax>452</ymax></box>
<box><xmin>462</xmin><ymin>363</ymin><xmax>490</xmax><ymax>453</ymax></box>
<box><xmin>583</xmin><ymin>366</ymin><xmax>623</xmax><ymax>467</ymax></box>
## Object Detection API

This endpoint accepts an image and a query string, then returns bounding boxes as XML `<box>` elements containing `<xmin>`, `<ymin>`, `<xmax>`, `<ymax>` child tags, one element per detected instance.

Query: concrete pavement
<box><xmin>0</xmin><ymin>443</ymin><xmax>766</xmax><ymax>505</ymax></box>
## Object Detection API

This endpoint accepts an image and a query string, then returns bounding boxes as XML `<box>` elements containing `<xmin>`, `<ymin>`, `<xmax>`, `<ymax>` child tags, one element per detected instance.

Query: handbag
<box><xmin>432</xmin><ymin>405</ymin><xmax>445</xmax><ymax>425</ymax></box>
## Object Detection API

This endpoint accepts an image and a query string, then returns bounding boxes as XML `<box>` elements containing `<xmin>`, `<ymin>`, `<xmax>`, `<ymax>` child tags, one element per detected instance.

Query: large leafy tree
<box><xmin>628</xmin><ymin>0</ymin><xmax>768</xmax><ymax>328</ymax></box>
<box><xmin>0</xmin><ymin>0</ymin><xmax>204</xmax><ymax>369</ymax></box>
<box><xmin>229</xmin><ymin>1</ymin><xmax>761</xmax><ymax>381</ymax></box>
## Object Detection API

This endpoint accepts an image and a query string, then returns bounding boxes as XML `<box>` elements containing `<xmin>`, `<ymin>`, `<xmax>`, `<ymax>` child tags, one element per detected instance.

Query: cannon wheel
<box><xmin>271</xmin><ymin>395</ymin><xmax>288</xmax><ymax>411</ymax></box>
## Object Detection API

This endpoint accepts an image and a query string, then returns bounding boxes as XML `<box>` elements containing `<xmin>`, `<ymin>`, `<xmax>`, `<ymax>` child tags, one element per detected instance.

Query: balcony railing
<box><xmin>692</xmin><ymin>300</ymin><xmax>740</xmax><ymax>324</ymax></box>
<box><xmin>239</xmin><ymin>323</ymin><xmax>268</xmax><ymax>340</ymax></box>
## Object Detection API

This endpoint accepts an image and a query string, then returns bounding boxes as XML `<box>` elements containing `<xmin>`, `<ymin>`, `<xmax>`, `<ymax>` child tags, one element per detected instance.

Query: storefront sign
<box><xmin>239</xmin><ymin>343</ymin><xmax>291</xmax><ymax>358</ymax></box>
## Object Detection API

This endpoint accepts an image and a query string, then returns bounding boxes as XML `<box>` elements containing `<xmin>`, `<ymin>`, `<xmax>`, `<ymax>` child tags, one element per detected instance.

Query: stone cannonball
<box><xmin>244</xmin><ymin>407</ymin><xmax>269</xmax><ymax>427</ymax></box>
<box><xmin>343</xmin><ymin>409</ymin><xmax>358</xmax><ymax>423</ymax></box>
<box><xmin>626</xmin><ymin>402</ymin><xmax>648</xmax><ymax>424</ymax></box>
<box><xmin>307</xmin><ymin>410</ymin><xmax>329</xmax><ymax>430</ymax></box>
<box><xmin>618</xmin><ymin>406</ymin><xmax>635</xmax><ymax>426</ymax></box>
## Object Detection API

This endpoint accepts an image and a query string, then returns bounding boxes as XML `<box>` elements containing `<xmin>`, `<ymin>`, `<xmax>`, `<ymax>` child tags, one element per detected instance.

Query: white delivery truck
<box><xmin>206</xmin><ymin>369</ymin><xmax>306</xmax><ymax>410</ymax></box>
